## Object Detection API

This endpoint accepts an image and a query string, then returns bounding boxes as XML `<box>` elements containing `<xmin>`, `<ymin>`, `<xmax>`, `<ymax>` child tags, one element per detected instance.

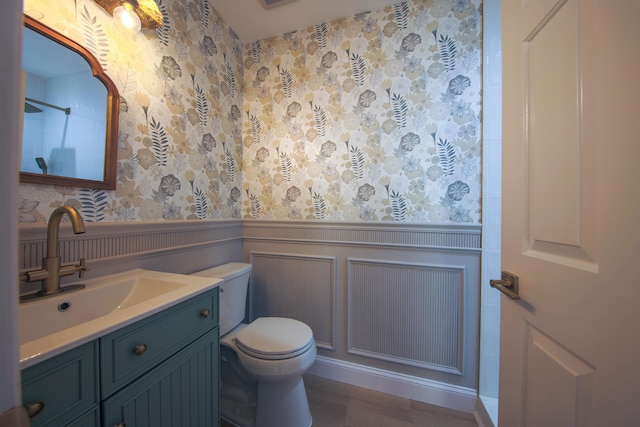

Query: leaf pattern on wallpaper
<box><xmin>193</xmin><ymin>187</ymin><xmax>208</xmax><ymax>219</ymax></box>
<box><xmin>389</xmin><ymin>190</ymin><xmax>407</xmax><ymax>222</ymax></box>
<box><xmin>119</xmin><ymin>96</ymin><xmax>129</xmax><ymax>113</ymax></box>
<box><xmin>313</xmin><ymin>192</ymin><xmax>328</xmax><ymax>220</ymax></box>
<box><xmin>19</xmin><ymin>199</ymin><xmax>39</xmax><ymax>223</ymax></box>
<box><xmin>278</xmin><ymin>66</ymin><xmax>294</xmax><ymax>99</ymax></box>
<box><xmin>348</xmin><ymin>144</ymin><xmax>365</xmax><ymax>179</ymax></box>
<box><xmin>438</xmin><ymin>34</ymin><xmax>457</xmax><ymax>73</ymax></box>
<box><xmin>314</xmin><ymin>22</ymin><xmax>329</xmax><ymax>49</ymax></box>
<box><xmin>224</xmin><ymin>145</ymin><xmax>237</xmax><ymax>182</ymax></box>
<box><xmin>195</xmin><ymin>84</ymin><xmax>209</xmax><ymax>126</ymax></box>
<box><xmin>461</xmin><ymin>50</ymin><xmax>479</xmax><ymax>74</ymax></box>
<box><xmin>348</xmin><ymin>50</ymin><xmax>366</xmax><ymax>87</ymax></box>
<box><xmin>393</xmin><ymin>2</ymin><xmax>410</xmax><ymax>30</ymax></box>
<box><xmin>436</xmin><ymin>138</ymin><xmax>456</xmax><ymax>177</ymax></box>
<box><xmin>279</xmin><ymin>150</ymin><xmax>293</xmax><ymax>182</ymax></box>
<box><xmin>155</xmin><ymin>0</ymin><xmax>170</xmax><ymax>46</ymax></box>
<box><xmin>250</xmin><ymin>40</ymin><xmax>263</xmax><ymax>64</ymax></box>
<box><xmin>225</xmin><ymin>57</ymin><xmax>236</xmax><ymax>98</ymax></box>
<box><xmin>460</xmin><ymin>155</ymin><xmax>477</xmax><ymax>180</ymax></box>
<box><xmin>127</xmin><ymin>152</ymin><xmax>139</xmax><ymax>179</ymax></box>
<box><xmin>391</xmin><ymin>92</ymin><xmax>408</xmax><ymax>128</ymax></box>
<box><xmin>22</xmin><ymin>0</ymin><xmax>481</xmax><ymax>224</ymax></box>
<box><xmin>313</xmin><ymin>104</ymin><xmax>328</xmax><ymax>137</ymax></box>
<box><xmin>198</xmin><ymin>0</ymin><xmax>210</xmax><ymax>27</ymax></box>
<box><xmin>78</xmin><ymin>189</ymin><xmax>107</xmax><ymax>222</ymax></box>
<box><xmin>175</xmin><ymin>41</ymin><xmax>189</xmax><ymax>63</ymax></box>
<box><xmin>248</xmin><ymin>192</ymin><xmax>263</xmax><ymax>219</ymax></box>
<box><xmin>150</xmin><ymin>117</ymin><xmax>169</xmax><ymax>166</ymax></box>
<box><xmin>471</xmin><ymin>5</ymin><xmax>481</xmax><ymax>28</ymax></box>
<box><xmin>248</xmin><ymin>113</ymin><xmax>263</xmax><ymax>145</ymax></box>
<box><xmin>80</xmin><ymin>6</ymin><xmax>109</xmax><ymax>71</ymax></box>
<box><xmin>117</xmin><ymin>65</ymin><xmax>137</xmax><ymax>94</ymax></box>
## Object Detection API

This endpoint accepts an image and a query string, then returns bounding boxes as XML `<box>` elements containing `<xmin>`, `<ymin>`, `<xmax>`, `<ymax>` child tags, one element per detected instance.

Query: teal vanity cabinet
<box><xmin>21</xmin><ymin>288</ymin><xmax>219</xmax><ymax>427</ymax></box>
<box><xmin>101</xmin><ymin>288</ymin><xmax>219</xmax><ymax>427</ymax></box>
<box><xmin>21</xmin><ymin>341</ymin><xmax>100</xmax><ymax>427</ymax></box>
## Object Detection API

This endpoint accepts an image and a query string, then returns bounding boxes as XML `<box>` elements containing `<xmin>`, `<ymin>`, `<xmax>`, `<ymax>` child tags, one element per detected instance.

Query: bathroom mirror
<box><xmin>20</xmin><ymin>15</ymin><xmax>119</xmax><ymax>190</ymax></box>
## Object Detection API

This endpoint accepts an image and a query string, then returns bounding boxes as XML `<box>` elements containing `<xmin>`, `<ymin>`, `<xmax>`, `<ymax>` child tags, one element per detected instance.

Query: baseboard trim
<box><xmin>474</xmin><ymin>396</ymin><xmax>497</xmax><ymax>427</ymax></box>
<box><xmin>307</xmin><ymin>355</ymin><xmax>477</xmax><ymax>413</ymax></box>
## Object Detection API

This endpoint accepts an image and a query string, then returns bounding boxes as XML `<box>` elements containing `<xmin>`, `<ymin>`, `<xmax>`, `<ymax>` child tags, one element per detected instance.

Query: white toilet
<box><xmin>191</xmin><ymin>262</ymin><xmax>316</xmax><ymax>427</ymax></box>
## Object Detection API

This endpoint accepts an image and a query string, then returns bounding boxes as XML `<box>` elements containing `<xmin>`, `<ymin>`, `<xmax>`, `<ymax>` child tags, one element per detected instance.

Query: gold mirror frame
<box><xmin>20</xmin><ymin>15</ymin><xmax>119</xmax><ymax>190</ymax></box>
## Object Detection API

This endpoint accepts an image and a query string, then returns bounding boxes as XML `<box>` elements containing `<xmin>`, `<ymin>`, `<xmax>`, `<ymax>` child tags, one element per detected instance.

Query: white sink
<box><xmin>19</xmin><ymin>269</ymin><xmax>222</xmax><ymax>368</ymax></box>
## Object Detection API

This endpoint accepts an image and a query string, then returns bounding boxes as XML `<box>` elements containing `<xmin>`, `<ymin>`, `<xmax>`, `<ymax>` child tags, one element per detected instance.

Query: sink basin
<box><xmin>19</xmin><ymin>269</ymin><xmax>222</xmax><ymax>368</ymax></box>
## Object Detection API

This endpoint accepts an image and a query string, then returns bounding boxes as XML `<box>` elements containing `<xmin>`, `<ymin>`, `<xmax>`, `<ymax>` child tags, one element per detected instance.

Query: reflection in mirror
<box><xmin>20</xmin><ymin>15</ymin><xmax>119</xmax><ymax>190</ymax></box>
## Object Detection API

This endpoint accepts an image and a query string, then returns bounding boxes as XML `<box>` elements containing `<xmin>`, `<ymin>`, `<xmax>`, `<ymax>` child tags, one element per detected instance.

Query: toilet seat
<box><xmin>235</xmin><ymin>317</ymin><xmax>314</xmax><ymax>360</ymax></box>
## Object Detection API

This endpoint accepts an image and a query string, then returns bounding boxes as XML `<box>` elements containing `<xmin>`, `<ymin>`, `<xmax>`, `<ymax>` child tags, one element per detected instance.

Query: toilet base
<box><xmin>220</xmin><ymin>380</ymin><xmax>257</xmax><ymax>427</ymax></box>
<box><xmin>221</xmin><ymin>376</ymin><xmax>312</xmax><ymax>427</ymax></box>
<box><xmin>255</xmin><ymin>376</ymin><xmax>312</xmax><ymax>427</ymax></box>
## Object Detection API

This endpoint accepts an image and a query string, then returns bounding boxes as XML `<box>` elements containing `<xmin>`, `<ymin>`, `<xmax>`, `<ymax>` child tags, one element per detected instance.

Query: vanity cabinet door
<box><xmin>66</xmin><ymin>407</ymin><xmax>100</xmax><ymax>427</ymax></box>
<box><xmin>21</xmin><ymin>341</ymin><xmax>99</xmax><ymax>427</ymax></box>
<box><xmin>102</xmin><ymin>328</ymin><xmax>219</xmax><ymax>427</ymax></box>
<box><xmin>100</xmin><ymin>288</ymin><xmax>218</xmax><ymax>397</ymax></box>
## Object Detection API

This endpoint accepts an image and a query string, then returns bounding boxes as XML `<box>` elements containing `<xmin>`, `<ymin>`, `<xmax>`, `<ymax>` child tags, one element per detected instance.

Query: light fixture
<box><xmin>93</xmin><ymin>0</ymin><xmax>163</xmax><ymax>33</ymax></box>
<box><xmin>258</xmin><ymin>0</ymin><xmax>298</xmax><ymax>10</ymax></box>
<box><xmin>113</xmin><ymin>2</ymin><xmax>141</xmax><ymax>33</ymax></box>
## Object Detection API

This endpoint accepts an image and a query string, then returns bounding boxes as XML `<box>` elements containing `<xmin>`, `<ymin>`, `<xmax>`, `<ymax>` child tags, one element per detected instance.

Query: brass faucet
<box><xmin>20</xmin><ymin>206</ymin><xmax>89</xmax><ymax>301</ymax></box>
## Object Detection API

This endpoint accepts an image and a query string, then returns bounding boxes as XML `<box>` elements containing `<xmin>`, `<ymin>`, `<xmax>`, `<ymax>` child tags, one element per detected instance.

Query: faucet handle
<box><xmin>58</xmin><ymin>258</ymin><xmax>89</xmax><ymax>279</ymax></box>
<box><xmin>78</xmin><ymin>258</ymin><xmax>89</xmax><ymax>278</ymax></box>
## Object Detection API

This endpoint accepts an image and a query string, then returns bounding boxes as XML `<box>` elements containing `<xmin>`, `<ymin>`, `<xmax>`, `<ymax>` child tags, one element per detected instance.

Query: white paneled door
<box><xmin>499</xmin><ymin>0</ymin><xmax>640</xmax><ymax>425</ymax></box>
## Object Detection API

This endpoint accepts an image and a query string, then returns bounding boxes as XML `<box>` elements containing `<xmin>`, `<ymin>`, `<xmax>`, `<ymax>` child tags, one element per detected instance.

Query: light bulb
<box><xmin>113</xmin><ymin>2</ymin><xmax>141</xmax><ymax>33</ymax></box>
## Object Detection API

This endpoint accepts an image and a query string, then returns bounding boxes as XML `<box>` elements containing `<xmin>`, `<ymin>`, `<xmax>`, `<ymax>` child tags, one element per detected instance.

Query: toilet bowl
<box><xmin>191</xmin><ymin>263</ymin><xmax>316</xmax><ymax>427</ymax></box>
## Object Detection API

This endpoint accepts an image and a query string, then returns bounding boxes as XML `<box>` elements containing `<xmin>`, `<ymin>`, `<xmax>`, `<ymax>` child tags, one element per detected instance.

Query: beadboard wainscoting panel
<box><xmin>347</xmin><ymin>259</ymin><xmax>464</xmax><ymax>374</ymax></box>
<box><xmin>242</xmin><ymin>220</ymin><xmax>481</xmax><ymax>393</ymax></box>
<box><xmin>18</xmin><ymin>220</ymin><xmax>243</xmax><ymax>295</ymax></box>
<box><xmin>249</xmin><ymin>252</ymin><xmax>336</xmax><ymax>350</ymax></box>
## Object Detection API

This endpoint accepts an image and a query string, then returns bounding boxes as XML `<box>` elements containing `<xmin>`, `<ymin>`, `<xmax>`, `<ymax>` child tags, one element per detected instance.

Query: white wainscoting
<box><xmin>18</xmin><ymin>220</ymin><xmax>243</xmax><ymax>295</ymax></box>
<box><xmin>243</xmin><ymin>220</ymin><xmax>481</xmax><ymax>408</ymax></box>
<box><xmin>17</xmin><ymin>219</ymin><xmax>482</xmax><ymax>412</ymax></box>
<box><xmin>249</xmin><ymin>252</ymin><xmax>336</xmax><ymax>349</ymax></box>
<box><xmin>347</xmin><ymin>258</ymin><xmax>465</xmax><ymax>374</ymax></box>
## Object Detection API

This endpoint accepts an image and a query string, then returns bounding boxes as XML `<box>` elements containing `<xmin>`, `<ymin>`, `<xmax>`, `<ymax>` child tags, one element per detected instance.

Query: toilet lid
<box><xmin>235</xmin><ymin>317</ymin><xmax>313</xmax><ymax>359</ymax></box>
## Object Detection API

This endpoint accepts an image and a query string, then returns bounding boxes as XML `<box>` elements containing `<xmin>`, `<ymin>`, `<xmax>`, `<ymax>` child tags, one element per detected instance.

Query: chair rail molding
<box><xmin>242</xmin><ymin>220</ymin><xmax>481</xmax><ymax>251</ymax></box>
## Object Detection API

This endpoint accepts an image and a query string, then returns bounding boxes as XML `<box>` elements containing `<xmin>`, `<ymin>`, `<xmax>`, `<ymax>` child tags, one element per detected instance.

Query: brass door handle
<box><xmin>490</xmin><ymin>271</ymin><xmax>520</xmax><ymax>300</ymax></box>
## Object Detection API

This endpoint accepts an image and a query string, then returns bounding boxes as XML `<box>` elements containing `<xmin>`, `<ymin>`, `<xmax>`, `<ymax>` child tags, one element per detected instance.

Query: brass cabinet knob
<box><xmin>24</xmin><ymin>401</ymin><xmax>44</xmax><ymax>418</ymax></box>
<box><xmin>133</xmin><ymin>344</ymin><xmax>147</xmax><ymax>356</ymax></box>
<box><xmin>200</xmin><ymin>309</ymin><xmax>210</xmax><ymax>318</ymax></box>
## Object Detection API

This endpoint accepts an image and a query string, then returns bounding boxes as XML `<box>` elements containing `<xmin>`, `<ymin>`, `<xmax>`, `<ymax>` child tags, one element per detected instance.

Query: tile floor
<box><xmin>221</xmin><ymin>374</ymin><xmax>478</xmax><ymax>427</ymax></box>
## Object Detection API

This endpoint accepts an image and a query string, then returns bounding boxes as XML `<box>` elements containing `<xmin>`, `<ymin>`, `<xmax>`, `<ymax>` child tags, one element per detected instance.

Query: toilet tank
<box><xmin>191</xmin><ymin>262</ymin><xmax>252</xmax><ymax>336</ymax></box>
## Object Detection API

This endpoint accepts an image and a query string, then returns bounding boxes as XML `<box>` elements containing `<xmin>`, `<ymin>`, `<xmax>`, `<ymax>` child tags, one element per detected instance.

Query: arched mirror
<box><xmin>20</xmin><ymin>15</ymin><xmax>119</xmax><ymax>190</ymax></box>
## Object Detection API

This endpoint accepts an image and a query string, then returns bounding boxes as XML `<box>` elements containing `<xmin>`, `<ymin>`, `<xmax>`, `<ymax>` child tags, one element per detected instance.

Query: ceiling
<box><xmin>210</xmin><ymin>0</ymin><xmax>401</xmax><ymax>43</ymax></box>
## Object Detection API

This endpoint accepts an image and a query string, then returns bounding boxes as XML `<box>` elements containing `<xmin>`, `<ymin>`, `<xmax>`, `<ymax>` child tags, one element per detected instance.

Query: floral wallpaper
<box><xmin>19</xmin><ymin>0</ymin><xmax>482</xmax><ymax>225</ymax></box>
<box><xmin>20</xmin><ymin>0</ymin><xmax>243</xmax><ymax>222</ymax></box>
<box><xmin>242</xmin><ymin>0</ymin><xmax>481</xmax><ymax>222</ymax></box>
